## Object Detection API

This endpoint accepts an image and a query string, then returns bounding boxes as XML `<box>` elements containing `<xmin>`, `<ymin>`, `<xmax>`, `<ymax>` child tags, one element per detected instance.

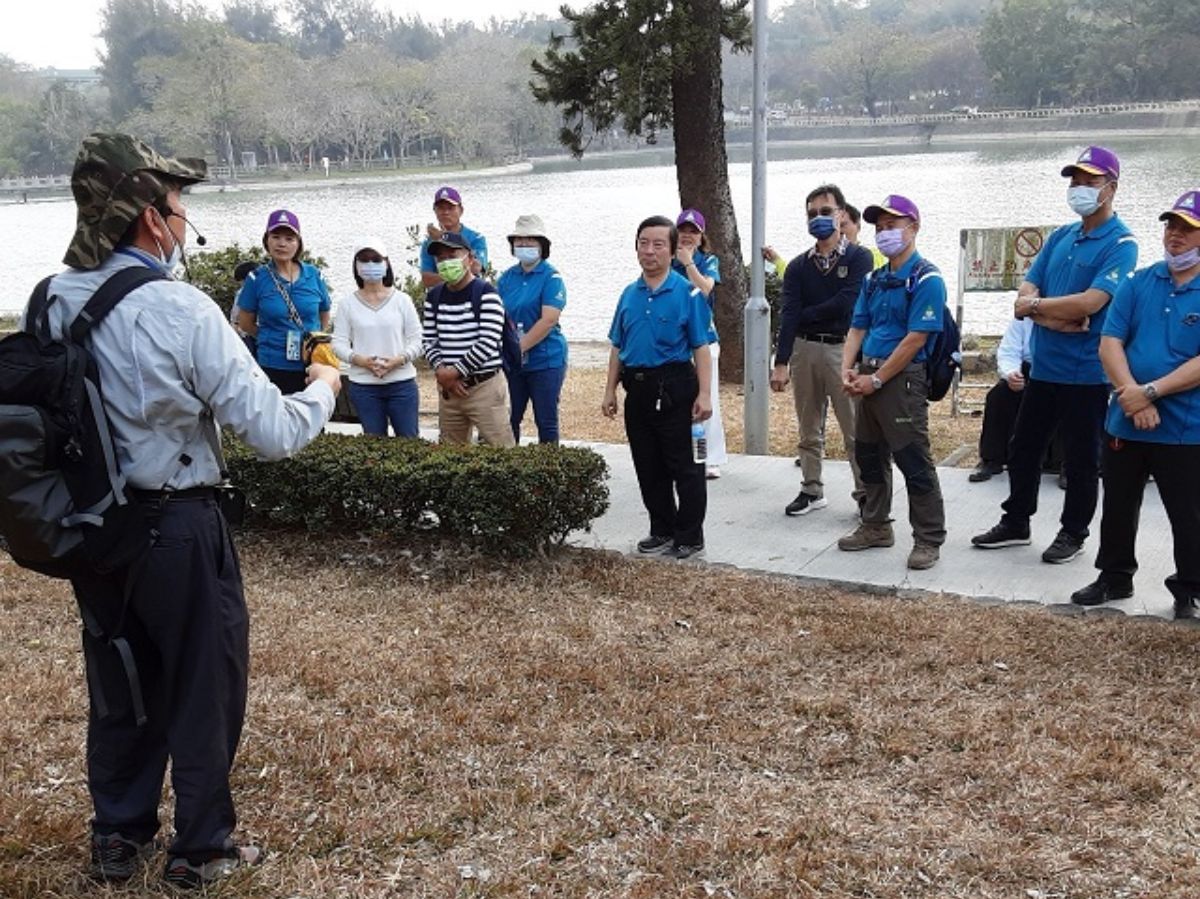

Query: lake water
<box><xmin>2</xmin><ymin>135</ymin><xmax>1196</xmax><ymax>339</ymax></box>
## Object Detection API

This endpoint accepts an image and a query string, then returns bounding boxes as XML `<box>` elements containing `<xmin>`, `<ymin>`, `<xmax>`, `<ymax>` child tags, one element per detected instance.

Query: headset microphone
<box><xmin>182</xmin><ymin>217</ymin><xmax>208</xmax><ymax>246</ymax></box>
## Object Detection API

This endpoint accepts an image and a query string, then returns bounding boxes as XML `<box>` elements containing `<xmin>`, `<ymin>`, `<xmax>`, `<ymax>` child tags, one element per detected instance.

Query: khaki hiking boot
<box><xmin>907</xmin><ymin>543</ymin><xmax>940</xmax><ymax>570</ymax></box>
<box><xmin>837</xmin><ymin>522</ymin><xmax>894</xmax><ymax>551</ymax></box>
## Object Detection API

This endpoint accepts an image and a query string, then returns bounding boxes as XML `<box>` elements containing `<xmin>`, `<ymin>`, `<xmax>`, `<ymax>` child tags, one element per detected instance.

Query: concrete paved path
<box><xmin>567</xmin><ymin>442</ymin><xmax>1180</xmax><ymax>621</ymax></box>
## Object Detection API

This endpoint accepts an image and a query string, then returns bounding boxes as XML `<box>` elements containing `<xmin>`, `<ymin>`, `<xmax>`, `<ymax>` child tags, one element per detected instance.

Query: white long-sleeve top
<box><xmin>996</xmin><ymin>316</ymin><xmax>1034</xmax><ymax>379</ymax></box>
<box><xmin>25</xmin><ymin>252</ymin><xmax>334</xmax><ymax>490</ymax></box>
<box><xmin>331</xmin><ymin>288</ymin><xmax>423</xmax><ymax>385</ymax></box>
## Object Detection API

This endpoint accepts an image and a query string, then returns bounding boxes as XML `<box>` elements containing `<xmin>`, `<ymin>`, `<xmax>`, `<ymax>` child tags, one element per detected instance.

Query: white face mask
<box><xmin>356</xmin><ymin>260</ymin><xmax>388</xmax><ymax>282</ymax></box>
<box><xmin>153</xmin><ymin>209</ymin><xmax>184</xmax><ymax>275</ymax></box>
<box><xmin>1067</xmin><ymin>184</ymin><xmax>1105</xmax><ymax>217</ymax></box>
<box><xmin>514</xmin><ymin>246</ymin><xmax>541</xmax><ymax>265</ymax></box>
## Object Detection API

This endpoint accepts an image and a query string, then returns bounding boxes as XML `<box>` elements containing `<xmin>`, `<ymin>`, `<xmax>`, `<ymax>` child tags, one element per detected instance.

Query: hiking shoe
<box><xmin>971</xmin><ymin>521</ymin><xmax>1031</xmax><ymax>549</ymax></box>
<box><xmin>90</xmin><ymin>832</ymin><xmax>155</xmax><ymax>882</ymax></box>
<box><xmin>907</xmin><ymin>543</ymin><xmax>940</xmax><ymax>570</ymax></box>
<box><xmin>667</xmin><ymin>543</ymin><xmax>705</xmax><ymax>560</ymax></box>
<box><xmin>163</xmin><ymin>845</ymin><xmax>264</xmax><ymax>890</ymax></box>
<box><xmin>1071</xmin><ymin>577</ymin><xmax>1133</xmax><ymax>606</ymax></box>
<box><xmin>1042</xmin><ymin>530</ymin><xmax>1085</xmax><ymax>564</ymax></box>
<box><xmin>837</xmin><ymin>522</ymin><xmax>894</xmax><ymax>551</ymax></box>
<box><xmin>636</xmin><ymin>534</ymin><xmax>672</xmax><ymax>554</ymax></box>
<box><xmin>785</xmin><ymin>492</ymin><xmax>827</xmax><ymax>517</ymax></box>
<box><xmin>1175</xmin><ymin>596</ymin><xmax>1200</xmax><ymax>621</ymax></box>
<box><xmin>968</xmin><ymin>461</ymin><xmax>1003</xmax><ymax>483</ymax></box>
<box><xmin>706</xmin><ymin>466</ymin><xmax>721</xmax><ymax>480</ymax></box>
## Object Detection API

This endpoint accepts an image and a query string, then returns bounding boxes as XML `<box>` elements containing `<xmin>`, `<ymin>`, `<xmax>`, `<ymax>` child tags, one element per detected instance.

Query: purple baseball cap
<box><xmin>863</xmin><ymin>194</ymin><xmax>920</xmax><ymax>225</ymax></box>
<box><xmin>1160</xmin><ymin>190</ymin><xmax>1200</xmax><ymax>228</ymax></box>
<box><xmin>264</xmin><ymin>208</ymin><xmax>300</xmax><ymax>235</ymax></box>
<box><xmin>677</xmin><ymin>208</ymin><xmax>706</xmax><ymax>231</ymax></box>
<box><xmin>427</xmin><ymin>231</ymin><xmax>470</xmax><ymax>253</ymax></box>
<box><xmin>1061</xmin><ymin>146</ymin><xmax>1120</xmax><ymax>180</ymax></box>
<box><xmin>433</xmin><ymin>186</ymin><xmax>462</xmax><ymax>206</ymax></box>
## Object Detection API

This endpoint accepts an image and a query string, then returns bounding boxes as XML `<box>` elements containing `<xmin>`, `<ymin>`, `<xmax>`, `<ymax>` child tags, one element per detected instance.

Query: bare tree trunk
<box><xmin>671</xmin><ymin>0</ymin><xmax>747</xmax><ymax>381</ymax></box>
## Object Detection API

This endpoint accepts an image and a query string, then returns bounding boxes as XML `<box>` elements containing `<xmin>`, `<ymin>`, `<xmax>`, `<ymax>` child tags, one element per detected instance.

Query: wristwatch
<box><xmin>1143</xmin><ymin>382</ymin><xmax>1159</xmax><ymax>401</ymax></box>
<box><xmin>870</xmin><ymin>374</ymin><xmax>884</xmax><ymax>391</ymax></box>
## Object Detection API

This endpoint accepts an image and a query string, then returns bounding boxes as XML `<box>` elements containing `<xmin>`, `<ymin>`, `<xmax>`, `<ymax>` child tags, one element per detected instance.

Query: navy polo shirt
<box><xmin>496</xmin><ymin>260</ymin><xmax>568</xmax><ymax>371</ymax></box>
<box><xmin>851</xmin><ymin>252</ymin><xmax>945</xmax><ymax>361</ymax></box>
<box><xmin>1024</xmin><ymin>215</ymin><xmax>1138</xmax><ymax>384</ymax></box>
<box><xmin>420</xmin><ymin>224</ymin><xmax>489</xmax><ymax>274</ymax></box>
<box><xmin>608</xmin><ymin>270</ymin><xmax>715</xmax><ymax>367</ymax></box>
<box><xmin>235</xmin><ymin>261</ymin><xmax>331</xmax><ymax>371</ymax></box>
<box><xmin>1102</xmin><ymin>262</ymin><xmax>1200</xmax><ymax>444</ymax></box>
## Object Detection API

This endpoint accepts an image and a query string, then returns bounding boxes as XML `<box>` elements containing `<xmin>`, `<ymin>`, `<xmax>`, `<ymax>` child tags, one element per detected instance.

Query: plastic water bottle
<box><xmin>517</xmin><ymin>322</ymin><xmax>528</xmax><ymax>365</ymax></box>
<box><xmin>691</xmin><ymin>422</ymin><xmax>707</xmax><ymax>464</ymax></box>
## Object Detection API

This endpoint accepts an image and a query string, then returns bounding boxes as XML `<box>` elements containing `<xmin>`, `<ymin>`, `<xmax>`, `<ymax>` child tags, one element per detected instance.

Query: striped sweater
<box><xmin>422</xmin><ymin>278</ymin><xmax>504</xmax><ymax>377</ymax></box>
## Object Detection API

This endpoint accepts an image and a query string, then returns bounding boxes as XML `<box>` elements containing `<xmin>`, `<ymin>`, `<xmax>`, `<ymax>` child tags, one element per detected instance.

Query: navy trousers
<box><xmin>75</xmin><ymin>493</ymin><xmax>248</xmax><ymax>861</ymax></box>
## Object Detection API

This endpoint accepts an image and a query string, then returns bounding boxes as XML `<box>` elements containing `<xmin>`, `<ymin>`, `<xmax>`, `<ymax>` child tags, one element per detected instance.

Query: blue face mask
<box><xmin>807</xmin><ymin>215</ymin><xmax>837</xmax><ymax>240</ymax></box>
<box><xmin>356</xmin><ymin>261</ymin><xmax>387</xmax><ymax>282</ymax></box>
<box><xmin>875</xmin><ymin>227</ymin><xmax>910</xmax><ymax>258</ymax></box>
<box><xmin>1067</xmin><ymin>184</ymin><xmax>1104</xmax><ymax>217</ymax></box>
<box><xmin>514</xmin><ymin>246</ymin><xmax>541</xmax><ymax>264</ymax></box>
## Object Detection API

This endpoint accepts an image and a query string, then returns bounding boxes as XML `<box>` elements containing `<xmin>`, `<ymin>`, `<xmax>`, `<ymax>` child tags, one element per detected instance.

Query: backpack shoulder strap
<box><xmin>69</xmin><ymin>267</ymin><xmax>167</xmax><ymax>344</ymax></box>
<box><xmin>24</xmin><ymin>275</ymin><xmax>57</xmax><ymax>341</ymax></box>
<box><xmin>468</xmin><ymin>282</ymin><xmax>484</xmax><ymax>323</ymax></box>
<box><xmin>863</xmin><ymin>262</ymin><xmax>890</xmax><ymax>299</ymax></box>
<box><xmin>905</xmin><ymin>259</ymin><xmax>940</xmax><ymax>297</ymax></box>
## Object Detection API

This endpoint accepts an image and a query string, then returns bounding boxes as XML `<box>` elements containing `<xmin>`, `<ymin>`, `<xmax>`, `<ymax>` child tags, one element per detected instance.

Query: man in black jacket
<box><xmin>770</xmin><ymin>184</ymin><xmax>874</xmax><ymax>516</ymax></box>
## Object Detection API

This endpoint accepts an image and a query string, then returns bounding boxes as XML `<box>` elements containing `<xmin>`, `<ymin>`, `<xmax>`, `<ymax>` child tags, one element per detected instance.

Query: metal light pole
<box><xmin>742</xmin><ymin>0</ymin><xmax>770</xmax><ymax>454</ymax></box>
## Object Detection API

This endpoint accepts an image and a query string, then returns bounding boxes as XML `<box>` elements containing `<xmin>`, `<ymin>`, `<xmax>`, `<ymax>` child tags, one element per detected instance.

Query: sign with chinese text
<box><xmin>960</xmin><ymin>226</ymin><xmax>1057</xmax><ymax>291</ymax></box>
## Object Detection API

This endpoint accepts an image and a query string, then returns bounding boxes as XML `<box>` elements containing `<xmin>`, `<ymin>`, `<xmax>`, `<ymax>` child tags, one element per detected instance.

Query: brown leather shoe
<box><xmin>837</xmin><ymin>522</ymin><xmax>895</xmax><ymax>551</ymax></box>
<box><xmin>907</xmin><ymin>543</ymin><xmax>940</xmax><ymax>570</ymax></box>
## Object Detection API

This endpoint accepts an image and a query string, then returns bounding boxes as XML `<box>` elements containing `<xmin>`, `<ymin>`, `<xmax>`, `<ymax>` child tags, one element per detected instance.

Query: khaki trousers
<box><xmin>789</xmin><ymin>337</ymin><xmax>863</xmax><ymax>500</ymax></box>
<box><xmin>438</xmin><ymin>372</ymin><xmax>516</xmax><ymax>447</ymax></box>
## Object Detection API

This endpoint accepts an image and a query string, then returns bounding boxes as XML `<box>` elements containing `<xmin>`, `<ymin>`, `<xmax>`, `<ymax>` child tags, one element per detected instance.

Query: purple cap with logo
<box><xmin>1159</xmin><ymin>190</ymin><xmax>1200</xmax><ymax>228</ymax></box>
<box><xmin>433</xmin><ymin>186</ymin><xmax>462</xmax><ymax>206</ymax></box>
<box><xmin>676</xmin><ymin>208</ymin><xmax>706</xmax><ymax>231</ymax></box>
<box><xmin>863</xmin><ymin>194</ymin><xmax>920</xmax><ymax>225</ymax></box>
<box><xmin>427</xmin><ymin>231</ymin><xmax>470</xmax><ymax>253</ymax></box>
<box><xmin>1061</xmin><ymin>146</ymin><xmax>1120</xmax><ymax>180</ymax></box>
<box><xmin>264</xmin><ymin>208</ymin><xmax>300</xmax><ymax>235</ymax></box>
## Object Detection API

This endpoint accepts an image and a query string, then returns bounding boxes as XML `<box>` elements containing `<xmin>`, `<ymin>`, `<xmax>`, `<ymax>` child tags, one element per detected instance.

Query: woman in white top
<box><xmin>331</xmin><ymin>237</ymin><xmax>423</xmax><ymax>437</ymax></box>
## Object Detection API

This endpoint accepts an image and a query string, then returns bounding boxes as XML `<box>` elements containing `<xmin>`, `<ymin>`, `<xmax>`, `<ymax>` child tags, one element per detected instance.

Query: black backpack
<box><xmin>0</xmin><ymin>267</ymin><xmax>165</xmax><ymax>579</ymax></box>
<box><xmin>427</xmin><ymin>281</ymin><xmax>523</xmax><ymax>375</ymax></box>
<box><xmin>864</xmin><ymin>259</ymin><xmax>961</xmax><ymax>402</ymax></box>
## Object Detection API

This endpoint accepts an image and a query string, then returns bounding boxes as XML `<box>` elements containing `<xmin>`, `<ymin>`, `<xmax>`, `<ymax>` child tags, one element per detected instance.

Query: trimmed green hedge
<box><xmin>226</xmin><ymin>434</ymin><xmax>610</xmax><ymax>556</ymax></box>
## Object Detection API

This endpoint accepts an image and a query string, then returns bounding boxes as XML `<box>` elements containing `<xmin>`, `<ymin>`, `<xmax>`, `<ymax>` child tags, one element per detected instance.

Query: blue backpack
<box><xmin>864</xmin><ymin>260</ymin><xmax>960</xmax><ymax>402</ymax></box>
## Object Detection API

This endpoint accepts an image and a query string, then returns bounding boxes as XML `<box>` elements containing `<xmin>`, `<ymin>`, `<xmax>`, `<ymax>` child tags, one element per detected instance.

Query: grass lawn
<box><xmin>2</xmin><ymin>539</ymin><xmax>1198</xmax><ymax>897</ymax></box>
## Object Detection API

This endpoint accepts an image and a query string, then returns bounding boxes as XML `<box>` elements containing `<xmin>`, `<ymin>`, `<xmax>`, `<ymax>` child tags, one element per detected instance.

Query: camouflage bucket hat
<box><xmin>65</xmin><ymin>132</ymin><xmax>207</xmax><ymax>269</ymax></box>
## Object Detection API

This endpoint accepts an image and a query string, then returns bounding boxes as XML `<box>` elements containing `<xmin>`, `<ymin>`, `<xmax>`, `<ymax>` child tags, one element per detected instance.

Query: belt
<box><xmin>130</xmin><ymin>486</ymin><xmax>217</xmax><ymax>503</ymax></box>
<box><xmin>798</xmin><ymin>333</ymin><xmax>844</xmax><ymax>345</ymax></box>
<box><xmin>862</xmin><ymin>357</ymin><xmax>887</xmax><ymax>369</ymax></box>
<box><xmin>461</xmin><ymin>370</ymin><xmax>499</xmax><ymax>388</ymax></box>
<box><xmin>622</xmin><ymin>362</ymin><xmax>693</xmax><ymax>381</ymax></box>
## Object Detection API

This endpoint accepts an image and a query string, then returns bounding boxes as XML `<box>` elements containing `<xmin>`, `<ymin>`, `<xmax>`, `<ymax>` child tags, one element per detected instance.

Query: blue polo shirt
<box><xmin>672</xmin><ymin>251</ymin><xmax>721</xmax><ymax>342</ymax></box>
<box><xmin>496</xmin><ymin>260</ymin><xmax>568</xmax><ymax>371</ymax></box>
<box><xmin>1102</xmin><ymin>262</ymin><xmax>1200</xmax><ymax>444</ymax></box>
<box><xmin>851</xmin><ymin>252</ymin><xmax>945</xmax><ymax>361</ymax></box>
<box><xmin>608</xmin><ymin>270</ymin><xmax>715</xmax><ymax>367</ymax></box>
<box><xmin>1024</xmin><ymin>215</ymin><xmax>1138</xmax><ymax>384</ymax></box>
<box><xmin>419</xmin><ymin>225</ymin><xmax>489</xmax><ymax>274</ymax></box>
<box><xmin>236</xmin><ymin>261</ymin><xmax>331</xmax><ymax>371</ymax></box>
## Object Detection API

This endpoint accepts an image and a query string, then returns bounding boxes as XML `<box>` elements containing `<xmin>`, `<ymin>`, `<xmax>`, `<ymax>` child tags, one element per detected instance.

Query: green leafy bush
<box><xmin>226</xmin><ymin>434</ymin><xmax>610</xmax><ymax>556</ymax></box>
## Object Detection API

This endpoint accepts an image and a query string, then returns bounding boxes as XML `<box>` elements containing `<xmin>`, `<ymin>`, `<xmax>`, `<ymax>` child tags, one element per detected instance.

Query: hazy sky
<box><xmin>1</xmin><ymin>0</ymin><xmax>569</xmax><ymax>69</ymax></box>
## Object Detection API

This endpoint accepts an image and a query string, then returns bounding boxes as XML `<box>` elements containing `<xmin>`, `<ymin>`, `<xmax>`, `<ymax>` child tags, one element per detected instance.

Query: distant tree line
<box><xmin>0</xmin><ymin>0</ymin><xmax>1196</xmax><ymax>177</ymax></box>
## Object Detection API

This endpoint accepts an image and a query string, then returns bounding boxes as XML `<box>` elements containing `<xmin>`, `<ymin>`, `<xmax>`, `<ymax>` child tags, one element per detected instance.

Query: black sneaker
<box><xmin>1175</xmin><ymin>596</ymin><xmax>1200</xmax><ymax>620</ymax></box>
<box><xmin>1070</xmin><ymin>577</ymin><xmax>1133</xmax><ymax>606</ymax></box>
<box><xmin>971</xmin><ymin>521</ymin><xmax>1031</xmax><ymax>548</ymax></box>
<box><xmin>163</xmin><ymin>845</ymin><xmax>264</xmax><ymax>890</ymax></box>
<box><xmin>636</xmin><ymin>534</ymin><xmax>672</xmax><ymax>554</ymax></box>
<box><xmin>1042</xmin><ymin>530</ymin><xmax>1085</xmax><ymax>564</ymax></box>
<box><xmin>667</xmin><ymin>543</ymin><xmax>705</xmax><ymax>560</ymax></box>
<box><xmin>785</xmin><ymin>492</ymin><xmax>827</xmax><ymax>516</ymax></box>
<box><xmin>968</xmin><ymin>461</ymin><xmax>1004</xmax><ymax>482</ymax></box>
<box><xmin>89</xmin><ymin>832</ymin><xmax>155</xmax><ymax>882</ymax></box>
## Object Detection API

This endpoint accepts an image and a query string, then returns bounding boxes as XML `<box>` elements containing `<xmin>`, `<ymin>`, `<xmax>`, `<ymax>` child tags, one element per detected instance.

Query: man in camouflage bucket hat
<box><xmin>65</xmin><ymin>132</ymin><xmax>207</xmax><ymax>270</ymax></box>
<box><xmin>21</xmin><ymin>133</ymin><xmax>343</xmax><ymax>888</ymax></box>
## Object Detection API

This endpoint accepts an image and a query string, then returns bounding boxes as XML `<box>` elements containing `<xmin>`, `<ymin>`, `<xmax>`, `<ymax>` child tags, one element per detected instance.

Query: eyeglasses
<box><xmin>806</xmin><ymin>206</ymin><xmax>838</xmax><ymax>219</ymax></box>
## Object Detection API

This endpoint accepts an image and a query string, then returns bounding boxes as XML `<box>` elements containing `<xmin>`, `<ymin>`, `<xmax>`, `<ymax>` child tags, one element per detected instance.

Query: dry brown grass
<box><xmin>3</xmin><ymin>541</ymin><xmax>1199</xmax><ymax>897</ymax></box>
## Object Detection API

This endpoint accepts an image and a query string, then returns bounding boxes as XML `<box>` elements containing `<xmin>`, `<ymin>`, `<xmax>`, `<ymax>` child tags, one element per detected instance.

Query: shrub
<box><xmin>225</xmin><ymin>434</ymin><xmax>610</xmax><ymax>556</ymax></box>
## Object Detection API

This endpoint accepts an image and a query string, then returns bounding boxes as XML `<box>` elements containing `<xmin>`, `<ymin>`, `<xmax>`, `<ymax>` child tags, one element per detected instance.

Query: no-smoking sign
<box><xmin>1014</xmin><ymin>228</ymin><xmax>1044</xmax><ymax>258</ymax></box>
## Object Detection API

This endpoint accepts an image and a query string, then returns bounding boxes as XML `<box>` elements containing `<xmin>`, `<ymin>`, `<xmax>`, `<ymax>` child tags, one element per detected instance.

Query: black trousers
<box><xmin>262</xmin><ymin>366</ymin><xmax>307</xmax><ymax>395</ymax></box>
<box><xmin>74</xmin><ymin>493</ymin><xmax>248</xmax><ymax>861</ymax></box>
<box><xmin>1095</xmin><ymin>436</ymin><xmax>1200</xmax><ymax>601</ymax></box>
<box><xmin>978</xmin><ymin>363</ymin><xmax>1065</xmax><ymax>470</ymax></box>
<box><xmin>1001</xmin><ymin>379</ymin><xmax>1107</xmax><ymax>538</ymax></box>
<box><xmin>622</xmin><ymin>364</ymin><xmax>706</xmax><ymax>547</ymax></box>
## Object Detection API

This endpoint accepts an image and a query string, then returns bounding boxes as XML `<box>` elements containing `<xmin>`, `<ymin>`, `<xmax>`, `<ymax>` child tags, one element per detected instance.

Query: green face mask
<box><xmin>436</xmin><ymin>257</ymin><xmax>467</xmax><ymax>283</ymax></box>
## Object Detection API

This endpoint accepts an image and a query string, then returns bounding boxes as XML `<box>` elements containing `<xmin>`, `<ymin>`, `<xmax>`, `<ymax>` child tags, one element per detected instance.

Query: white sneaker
<box><xmin>706</xmin><ymin>466</ymin><xmax>721</xmax><ymax>480</ymax></box>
